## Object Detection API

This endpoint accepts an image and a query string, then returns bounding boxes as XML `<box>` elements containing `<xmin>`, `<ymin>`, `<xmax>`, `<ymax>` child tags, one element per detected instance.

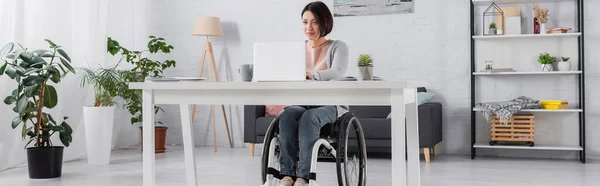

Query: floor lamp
<box><xmin>192</xmin><ymin>16</ymin><xmax>233</xmax><ymax>152</ymax></box>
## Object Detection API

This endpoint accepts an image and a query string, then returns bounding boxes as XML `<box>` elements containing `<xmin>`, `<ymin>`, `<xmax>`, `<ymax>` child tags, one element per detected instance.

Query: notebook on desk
<box><xmin>252</xmin><ymin>42</ymin><xmax>306</xmax><ymax>82</ymax></box>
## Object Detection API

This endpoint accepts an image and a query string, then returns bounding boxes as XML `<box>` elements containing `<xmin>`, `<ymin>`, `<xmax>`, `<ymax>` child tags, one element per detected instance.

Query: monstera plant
<box><xmin>0</xmin><ymin>39</ymin><xmax>75</xmax><ymax>179</ymax></box>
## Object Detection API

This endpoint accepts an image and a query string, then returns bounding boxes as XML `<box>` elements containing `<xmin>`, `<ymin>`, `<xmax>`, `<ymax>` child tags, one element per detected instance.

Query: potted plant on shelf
<box><xmin>358</xmin><ymin>54</ymin><xmax>373</xmax><ymax>81</ymax></box>
<box><xmin>534</xmin><ymin>4</ymin><xmax>549</xmax><ymax>34</ymax></box>
<box><xmin>558</xmin><ymin>56</ymin><xmax>571</xmax><ymax>71</ymax></box>
<box><xmin>107</xmin><ymin>36</ymin><xmax>176</xmax><ymax>153</ymax></box>
<box><xmin>538</xmin><ymin>53</ymin><xmax>556</xmax><ymax>72</ymax></box>
<box><xmin>489</xmin><ymin>23</ymin><xmax>497</xmax><ymax>35</ymax></box>
<box><xmin>0</xmin><ymin>40</ymin><xmax>75</xmax><ymax>179</ymax></box>
<box><xmin>76</xmin><ymin>64</ymin><xmax>126</xmax><ymax>165</ymax></box>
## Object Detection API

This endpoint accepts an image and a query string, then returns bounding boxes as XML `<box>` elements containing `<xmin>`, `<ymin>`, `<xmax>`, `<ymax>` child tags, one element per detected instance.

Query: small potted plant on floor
<box><xmin>538</xmin><ymin>53</ymin><xmax>556</xmax><ymax>72</ymax></box>
<box><xmin>489</xmin><ymin>23</ymin><xmax>497</xmax><ymax>35</ymax></box>
<box><xmin>358</xmin><ymin>53</ymin><xmax>374</xmax><ymax>81</ymax></box>
<box><xmin>0</xmin><ymin>39</ymin><xmax>75</xmax><ymax>178</ymax></box>
<box><xmin>558</xmin><ymin>56</ymin><xmax>571</xmax><ymax>71</ymax></box>
<box><xmin>76</xmin><ymin>64</ymin><xmax>126</xmax><ymax>165</ymax></box>
<box><xmin>107</xmin><ymin>36</ymin><xmax>176</xmax><ymax>153</ymax></box>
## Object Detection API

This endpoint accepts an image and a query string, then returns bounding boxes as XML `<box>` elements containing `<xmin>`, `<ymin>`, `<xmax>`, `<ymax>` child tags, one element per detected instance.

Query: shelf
<box><xmin>473</xmin><ymin>143</ymin><xmax>583</xmax><ymax>151</ymax></box>
<box><xmin>472</xmin><ymin>0</ymin><xmax>576</xmax><ymax>6</ymax></box>
<box><xmin>473</xmin><ymin>33</ymin><xmax>581</xmax><ymax>40</ymax></box>
<box><xmin>473</xmin><ymin>108</ymin><xmax>583</xmax><ymax>113</ymax></box>
<box><xmin>473</xmin><ymin>71</ymin><xmax>582</xmax><ymax>76</ymax></box>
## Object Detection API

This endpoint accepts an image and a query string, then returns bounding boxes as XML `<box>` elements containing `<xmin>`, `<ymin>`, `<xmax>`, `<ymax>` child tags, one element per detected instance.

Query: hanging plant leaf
<box><xmin>44</xmin><ymin>85</ymin><xmax>58</xmax><ymax>109</ymax></box>
<box><xmin>22</xmin><ymin>122</ymin><xmax>27</xmax><ymax>139</ymax></box>
<box><xmin>12</xmin><ymin>116</ymin><xmax>21</xmax><ymax>129</ymax></box>
<box><xmin>61</xmin><ymin>121</ymin><xmax>72</xmax><ymax>135</ymax></box>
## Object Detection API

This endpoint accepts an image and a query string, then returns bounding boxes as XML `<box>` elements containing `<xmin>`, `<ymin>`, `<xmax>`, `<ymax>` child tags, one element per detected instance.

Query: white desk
<box><xmin>129</xmin><ymin>81</ymin><xmax>425</xmax><ymax>186</ymax></box>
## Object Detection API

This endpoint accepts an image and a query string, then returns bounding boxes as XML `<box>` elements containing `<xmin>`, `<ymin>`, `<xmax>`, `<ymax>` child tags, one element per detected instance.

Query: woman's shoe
<box><xmin>280</xmin><ymin>176</ymin><xmax>295</xmax><ymax>186</ymax></box>
<box><xmin>293</xmin><ymin>178</ymin><xmax>308</xmax><ymax>186</ymax></box>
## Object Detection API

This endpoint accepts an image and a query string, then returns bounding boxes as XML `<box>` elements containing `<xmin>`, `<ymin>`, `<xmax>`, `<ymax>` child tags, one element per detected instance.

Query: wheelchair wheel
<box><xmin>336</xmin><ymin>114</ymin><xmax>367</xmax><ymax>186</ymax></box>
<box><xmin>261</xmin><ymin>118</ymin><xmax>281</xmax><ymax>185</ymax></box>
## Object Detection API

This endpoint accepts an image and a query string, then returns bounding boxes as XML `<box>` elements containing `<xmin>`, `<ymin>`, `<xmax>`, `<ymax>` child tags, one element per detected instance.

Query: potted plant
<box><xmin>358</xmin><ymin>54</ymin><xmax>374</xmax><ymax>81</ymax></box>
<box><xmin>76</xmin><ymin>65</ymin><xmax>125</xmax><ymax>164</ymax></box>
<box><xmin>538</xmin><ymin>53</ymin><xmax>556</xmax><ymax>72</ymax></box>
<box><xmin>107</xmin><ymin>36</ymin><xmax>176</xmax><ymax>153</ymax></box>
<box><xmin>558</xmin><ymin>56</ymin><xmax>571</xmax><ymax>71</ymax></box>
<box><xmin>0</xmin><ymin>40</ymin><xmax>75</xmax><ymax>178</ymax></box>
<box><xmin>534</xmin><ymin>4</ymin><xmax>549</xmax><ymax>34</ymax></box>
<box><xmin>489</xmin><ymin>23</ymin><xmax>497</xmax><ymax>35</ymax></box>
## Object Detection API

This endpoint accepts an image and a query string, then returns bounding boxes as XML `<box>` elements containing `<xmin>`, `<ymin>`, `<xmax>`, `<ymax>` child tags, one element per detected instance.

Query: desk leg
<box><xmin>143</xmin><ymin>90</ymin><xmax>155</xmax><ymax>186</ymax></box>
<box><xmin>180</xmin><ymin>105</ymin><xmax>198</xmax><ymax>186</ymax></box>
<box><xmin>405</xmin><ymin>88</ymin><xmax>421</xmax><ymax>186</ymax></box>
<box><xmin>391</xmin><ymin>89</ymin><xmax>406</xmax><ymax>186</ymax></box>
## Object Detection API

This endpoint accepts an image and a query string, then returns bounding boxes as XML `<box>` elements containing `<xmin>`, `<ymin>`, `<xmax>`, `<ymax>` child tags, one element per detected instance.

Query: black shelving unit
<box><xmin>469</xmin><ymin>0</ymin><xmax>586</xmax><ymax>163</ymax></box>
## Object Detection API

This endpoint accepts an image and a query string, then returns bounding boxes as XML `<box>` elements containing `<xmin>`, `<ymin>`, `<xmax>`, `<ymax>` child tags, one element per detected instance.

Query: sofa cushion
<box><xmin>255</xmin><ymin>117</ymin><xmax>276</xmax><ymax>136</ymax></box>
<box><xmin>349</xmin><ymin>106</ymin><xmax>391</xmax><ymax>118</ymax></box>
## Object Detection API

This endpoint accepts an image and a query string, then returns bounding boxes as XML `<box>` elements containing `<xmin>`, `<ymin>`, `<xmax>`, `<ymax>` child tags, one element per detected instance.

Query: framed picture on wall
<box><xmin>333</xmin><ymin>0</ymin><xmax>414</xmax><ymax>17</ymax></box>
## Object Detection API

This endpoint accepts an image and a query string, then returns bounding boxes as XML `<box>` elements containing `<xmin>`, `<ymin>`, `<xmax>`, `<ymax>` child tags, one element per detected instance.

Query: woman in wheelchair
<box><xmin>262</xmin><ymin>2</ymin><xmax>366</xmax><ymax>186</ymax></box>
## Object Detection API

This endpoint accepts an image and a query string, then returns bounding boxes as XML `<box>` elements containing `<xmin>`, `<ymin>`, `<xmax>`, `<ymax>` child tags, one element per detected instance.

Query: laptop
<box><xmin>253</xmin><ymin>42</ymin><xmax>306</xmax><ymax>82</ymax></box>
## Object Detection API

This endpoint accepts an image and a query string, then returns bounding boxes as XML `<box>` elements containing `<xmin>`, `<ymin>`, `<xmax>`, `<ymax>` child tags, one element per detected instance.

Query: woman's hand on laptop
<box><xmin>306</xmin><ymin>72</ymin><xmax>313</xmax><ymax>80</ymax></box>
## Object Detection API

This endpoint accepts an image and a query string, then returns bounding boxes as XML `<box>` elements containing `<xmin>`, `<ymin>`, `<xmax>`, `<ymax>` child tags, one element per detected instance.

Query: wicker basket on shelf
<box><xmin>489</xmin><ymin>114</ymin><xmax>535</xmax><ymax>147</ymax></box>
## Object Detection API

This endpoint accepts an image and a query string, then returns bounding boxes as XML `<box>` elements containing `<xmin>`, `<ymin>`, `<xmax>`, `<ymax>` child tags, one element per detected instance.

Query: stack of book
<box><xmin>540</xmin><ymin>100</ymin><xmax>568</xmax><ymax>110</ymax></box>
<box><xmin>480</xmin><ymin>68</ymin><xmax>516</xmax><ymax>73</ymax></box>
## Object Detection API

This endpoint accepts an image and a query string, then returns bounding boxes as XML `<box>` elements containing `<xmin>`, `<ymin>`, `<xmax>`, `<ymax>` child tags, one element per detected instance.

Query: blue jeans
<box><xmin>278</xmin><ymin>105</ymin><xmax>337</xmax><ymax>179</ymax></box>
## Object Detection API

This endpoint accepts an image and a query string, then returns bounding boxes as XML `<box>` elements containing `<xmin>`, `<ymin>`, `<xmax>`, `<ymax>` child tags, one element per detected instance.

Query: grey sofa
<box><xmin>244</xmin><ymin>87</ymin><xmax>442</xmax><ymax>162</ymax></box>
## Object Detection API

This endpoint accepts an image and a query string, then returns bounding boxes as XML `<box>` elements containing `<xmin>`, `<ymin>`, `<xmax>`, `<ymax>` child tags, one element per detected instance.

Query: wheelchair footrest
<box><xmin>267</xmin><ymin>167</ymin><xmax>284</xmax><ymax>180</ymax></box>
<box><xmin>309</xmin><ymin>172</ymin><xmax>317</xmax><ymax>181</ymax></box>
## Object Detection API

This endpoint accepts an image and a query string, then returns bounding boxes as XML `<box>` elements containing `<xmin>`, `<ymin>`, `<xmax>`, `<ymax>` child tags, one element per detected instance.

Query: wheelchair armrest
<box><xmin>244</xmin><ymin>105</ymin><xmax>266</xmax><ymax>143</ymax></box>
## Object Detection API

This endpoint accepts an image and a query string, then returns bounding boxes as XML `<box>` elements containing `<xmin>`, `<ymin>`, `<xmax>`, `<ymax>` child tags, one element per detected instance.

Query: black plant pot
<box><xmin>27</xmin><ymin>146</ymin><xmax>64</xmax><ymax>179</ymax></box>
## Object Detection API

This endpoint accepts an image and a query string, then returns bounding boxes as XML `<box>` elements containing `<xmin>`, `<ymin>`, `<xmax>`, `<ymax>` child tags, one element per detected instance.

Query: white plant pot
<box><xmin>540</xmin><ymin>24</ymin><xmax>547</xmax><ymax>34</ymax></box>
<box><xmin>83</xmin><ymin>106</ymin><xmax>116</xmax><ymax>165</ymax></box>
<box><xmin>558</xmin><ymin>61</ymin><xmax>571</xmax><ymax>71</ymax></box>
<box><xmin>358</xmin><ymin>66</ymin><xmax>373</xmax><ymax>81</ymax></box>
<box><xmin>541</xmin><ymin>64</ymin><xmax>554</xmax><ymax>72</ymax></box>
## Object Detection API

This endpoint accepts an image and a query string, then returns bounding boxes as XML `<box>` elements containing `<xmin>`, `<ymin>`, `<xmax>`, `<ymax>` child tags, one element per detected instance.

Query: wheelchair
<box><xmin>260</xmin><ymin>112</ymin><xmax>368</xmax><ymax>186</ymax></box>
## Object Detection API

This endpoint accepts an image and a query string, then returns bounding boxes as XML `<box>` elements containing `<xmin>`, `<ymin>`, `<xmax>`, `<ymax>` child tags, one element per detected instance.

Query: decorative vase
<box><xmin>558</xmin><ymin>61</ymin><xmax>571</xmax><ymax>71</ymax></box>
<box><xmin>541</xmin><ymin>64</ymin><xmax>554</xmax><ymax>72</ymax></box>
<box><xmin>83</xmin><ymin>106</ymin><xmax>116</xmax><ymax>165</ymax></box>
<box><xmin>540</xmin><ymin>24</ymin><xmax>547</xmax><ymax>34</ymax></box>
<box><xmin>358</xmin><ymin>66</ymin><xmax>373</xmax><ymax>81</ymax></box>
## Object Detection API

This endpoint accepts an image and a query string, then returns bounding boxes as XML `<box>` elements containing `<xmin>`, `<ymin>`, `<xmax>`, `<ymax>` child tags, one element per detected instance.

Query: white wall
<box><xmin>142</xmin><ymin>0</ymin><xmax>600</xmax><ymax>159</ymax></box>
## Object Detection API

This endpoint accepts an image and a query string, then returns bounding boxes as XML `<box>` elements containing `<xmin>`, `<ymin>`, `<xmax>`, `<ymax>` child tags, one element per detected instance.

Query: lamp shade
<box><xmin>192</xmin><ymin>17</ymin><xmax>223</xmax><ymax>36</ymax></box>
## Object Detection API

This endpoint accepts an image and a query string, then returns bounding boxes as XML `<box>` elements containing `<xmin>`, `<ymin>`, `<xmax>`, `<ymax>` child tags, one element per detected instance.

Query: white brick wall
<box><xmin>136</xmin><ymin>0</ymin><xmax>600</xmax><ymax>158</ymax></box>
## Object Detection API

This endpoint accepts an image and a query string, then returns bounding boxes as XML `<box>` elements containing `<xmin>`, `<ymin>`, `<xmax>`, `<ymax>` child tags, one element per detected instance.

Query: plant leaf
<box><xmin>4</xmin><ymin>95</ymin><xmax>16</xmax><ymax>104</ymax></box>
<box><xmin>17</xmin><ymin>95</ymin><xmax>28</xmax><ymax>114</ymax></box>
<box><xmin>57</xmin><ymin>49</ymin><xmax>70</xmax><ymax>62</ymax></box>
<box><xmin>22</xmin><ymin>122</ymin><xmax>27</xmax><ymax>139</ymax></box>
<box><xmin>61</xmin><ymin>121</ymin><xmax>72</xmax><ymax>135</ymax></box>
<box><xmin>44</xmin><ymin>85</ymin><xmax>58</xmax><ymax>108</ymax></box>
<box><xmin>12</xmin><ymin>116</ymin><xmax>21</xmax><ymax>129</ymax></box>
<box><xmin>50</xmin><ymin>126</ymin><xmax>62</xmax><ymax>132</ymax></box>
<box><xmin>19</xmin><ymin>52</ymin><xmax>34</xmax><ymax>63</ymax></box>
<box><xmin>59</xmin><ymin>58</ymin><xmax>75</xmax><ymax>74</ymax></box>
<box><xmin>45</xmin><ymin>39</ymin><xmax>57</xmax><ymax>48</ymax></box>
<box><xmin>0</xmin><ymin>62</ymin><xmax>7</xmax><ymax>75</ymax></box>
<box><xmin>0</xmin><ymin>43</ymin><xmax>14</xmax><ymax>57</ymax></box>
<box><xmin>5</xmin><ymin>66</ymin><xmax>16</xmax><ymax>79</ymax></box>
<box><xmin>24</xmin><ymin>85</ymin><xmax>39</xmax><ymax>97</ymax></box>
<box><xmin>59</xmin><ymin>133</ymin><xmax>70</xmax><ymax>147</ymax></box>
<box><xmin>23</xmin><ymin>76</ymin><xmax>44</xmax><ymax>86</ymax></box>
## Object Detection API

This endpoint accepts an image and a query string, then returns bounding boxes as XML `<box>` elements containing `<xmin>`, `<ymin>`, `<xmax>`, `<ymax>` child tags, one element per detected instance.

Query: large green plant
<box><xmin>0</xmin><ymin>40</ymin><xmax>75</xmax><ymax>148</ymax></box>
<box><xmin>107</xmin><ymin>36</ymin><xmax>176</xmax><ymax>125</ymax></box>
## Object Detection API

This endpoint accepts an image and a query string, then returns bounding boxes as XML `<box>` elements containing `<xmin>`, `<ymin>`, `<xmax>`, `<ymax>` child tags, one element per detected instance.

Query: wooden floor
<box><xmin>1</xmin><ymin>146</ymin><xmax>599</xmax><ymax>186</ymax></box>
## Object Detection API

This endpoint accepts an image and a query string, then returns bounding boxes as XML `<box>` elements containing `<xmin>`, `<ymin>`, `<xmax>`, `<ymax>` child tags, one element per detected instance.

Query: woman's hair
<box><xmin>301</xmin><ymin>1</ymin><xmax>334</xmax><ymax>38</ymax></box>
